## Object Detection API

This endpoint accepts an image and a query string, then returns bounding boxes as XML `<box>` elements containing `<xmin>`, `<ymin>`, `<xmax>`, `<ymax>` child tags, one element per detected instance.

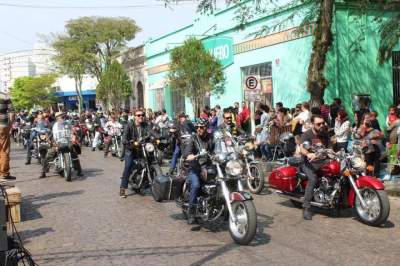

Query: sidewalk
<box><xmin>259</xmin><ymin>161</ymin><xmax>400</xmax><ymax>198</ymax></box>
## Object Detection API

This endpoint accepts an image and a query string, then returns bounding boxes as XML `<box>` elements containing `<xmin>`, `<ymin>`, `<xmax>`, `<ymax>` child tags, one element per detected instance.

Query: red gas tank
<box><xmin>319</xmin><ymin>160</ymin><xmax>340</xmax><ymax>177</ymax></box>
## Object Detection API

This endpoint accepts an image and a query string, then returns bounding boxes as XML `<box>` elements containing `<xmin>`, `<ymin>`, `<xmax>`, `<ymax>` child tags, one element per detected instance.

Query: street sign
<box><xmin>244</xmin><ymin>75</ymin><xmax>261</xmax><ymax>91</ymax></box>
<box><xmin>244</xmin><ymin>75</ymin><xmax>261</xmax><ymax>102</ymax></box>
<box><xmin>203</xmin><ymin>37</ymin><xmax>234</xmax><ymax>68</ymax></box>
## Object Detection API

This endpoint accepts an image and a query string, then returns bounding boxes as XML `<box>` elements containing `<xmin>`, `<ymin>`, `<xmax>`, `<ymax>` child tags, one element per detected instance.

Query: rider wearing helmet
<box><xmin>182</xmin><ymin>118</ymin><xmax>214</xmax><ymax>224</ymax></box>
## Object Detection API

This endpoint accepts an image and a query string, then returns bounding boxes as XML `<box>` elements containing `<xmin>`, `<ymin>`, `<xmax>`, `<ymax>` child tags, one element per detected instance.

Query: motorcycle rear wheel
<box><xmin>354</xmin><ymin>188</ymin><xmax>390</xmax><ymax>227</ymax></box>
<box><xmin>229</xmin><ymin>201</ymin><xmax>257</xmax><ymax>245</ymax></box>
<box><xmin>246</xmin><ymin>164</ymin><xmax>264</xmax><ymax>194</ymax></box>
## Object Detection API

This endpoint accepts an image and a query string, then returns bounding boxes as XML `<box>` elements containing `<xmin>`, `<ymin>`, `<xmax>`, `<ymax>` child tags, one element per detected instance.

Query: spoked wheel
<box><xmin>246</xmin><ymin>164</ymin><xmax>264</xmax><ymax>194</ymax></box>
<box><xmin>228</xmin><ymin>201</ymin><xmax>257</xmax><ymax>245</ymax></box>
<box><xmin>354</xmin><ymin>188</ymin><xmax>390</xmax><ymax>226</ymax></box>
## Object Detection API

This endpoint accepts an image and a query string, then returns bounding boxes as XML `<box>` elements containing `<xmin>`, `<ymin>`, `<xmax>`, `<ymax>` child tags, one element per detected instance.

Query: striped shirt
<box><xmin>0</xmin><ymin>92</ymin><xmax>14</xmax><ymax>128</ymax></box>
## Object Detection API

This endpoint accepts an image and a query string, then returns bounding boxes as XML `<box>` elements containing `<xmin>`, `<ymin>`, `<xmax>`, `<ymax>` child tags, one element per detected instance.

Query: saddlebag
<box><xmin>153</xmin><ymin>174</ymin><xmax>185</xmax><ymax>200</ymax></box>
<box><xmin>268</xmin><ymin>166</ymin><xmax>297</xmax><ymax>192</ymax></box>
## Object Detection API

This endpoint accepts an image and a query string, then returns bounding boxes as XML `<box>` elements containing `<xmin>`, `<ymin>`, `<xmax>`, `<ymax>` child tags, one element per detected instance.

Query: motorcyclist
<box><xmin>40</xmin><ymin>112</ymin><xmax>83</xmax><ymax>179</ymax></box>
<box><xmin>119</xmin><ymin>110</ymin><xmax>153</xmax><ymax>198</ymax></box>
<box><xmin>182</xmin><ymin>118</ymin><xmax>214</xmax><ymax>224</ymax></box>
<box><xmin>104</xmin><ymin>113</ymin><xmax>123</xmax><ymax>157</ymax></box>
<box><xmin>168</xmin><ymin>112</ymin><xmax>195</xmax><ymax>175</ymax></box>
<box><xmin>299</xmin><ymin>114</ymin><xmax>331</xmax><ymax>220</ymax></box>
<box><xmin>217</xmin><ymin>109</ymin><xmax>245</xmax><ymax>137</ymax></box>
<box><xmin>91</xmin><ymin>111</ymin><xmax>107</xmax><ymax>151</ymax></box>
<box><xmin>25</xmin><ymin>114</ymin><xmax>50</xmax><ymax>165</ymax></box>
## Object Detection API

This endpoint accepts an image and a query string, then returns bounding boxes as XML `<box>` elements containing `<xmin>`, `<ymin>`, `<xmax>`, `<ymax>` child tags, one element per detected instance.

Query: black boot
<box><xmin>25</xmin><ymin>159</ymin><xmax>31</xmax><ymax>165</ymax></box>
<box><xmin>303</xmin><ymin>208</ymin><xmax>312</xmax><ymax>220</ymax></box>
<box><xmin>187</xmin><ymin>204</ymin><xmax>197</xmax><ymax>225</ymax></box>
<box><xmin>39</xmin><ymin>172</ymin><xmax>46</xmax><ymax>179</ymax></box>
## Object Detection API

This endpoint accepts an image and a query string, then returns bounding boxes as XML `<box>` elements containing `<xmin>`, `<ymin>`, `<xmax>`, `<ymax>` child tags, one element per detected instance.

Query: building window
<box><xmin>241</xmin><ymin>62</ymin><xmax>273</xmax><ymax>107</ymax></box>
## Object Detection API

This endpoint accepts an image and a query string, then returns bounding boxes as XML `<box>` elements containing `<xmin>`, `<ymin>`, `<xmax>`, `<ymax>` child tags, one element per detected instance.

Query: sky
<box><xmin>0</xmin><ymin>0</ymin><xmax>202</xmax><ymax>54</ymax></box>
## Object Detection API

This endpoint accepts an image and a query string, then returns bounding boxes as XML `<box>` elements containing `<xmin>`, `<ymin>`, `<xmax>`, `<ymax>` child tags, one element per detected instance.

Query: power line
<box><xmin>0</xmin><ymin>2</ymin><xmax>169</xmax><ymax>9</ymax></box>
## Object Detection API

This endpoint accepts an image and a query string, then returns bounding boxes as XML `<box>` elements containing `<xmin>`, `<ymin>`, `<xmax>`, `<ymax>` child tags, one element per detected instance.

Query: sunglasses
<box><xmin>196</xmin><ymin>126</ymin><xmax>206</xmax><ymax>129</ymax></box>
<box><xmin>224</xmin><ymin>116</ymin><xmax>232</xmax><ymax>119</ymax></box>
<box><xmin>314</xmin><ymin>122</ymin><xmax>324</xmax><ymax>126</ymax></box>
<box><xmin>135</xmin><ymin>114</ymin><xmax>144</xmax><ymax>117</ymax></box>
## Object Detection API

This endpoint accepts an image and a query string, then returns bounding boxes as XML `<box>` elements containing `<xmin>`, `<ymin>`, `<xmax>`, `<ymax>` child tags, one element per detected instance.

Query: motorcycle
<box><xmin>106</xmin><ymin>126</ymin><xmax>123</xmax><ymax>158</ymax></box>
<box><xmin>31</xmin><ymin>127</ymin><xmax>50</xmax><ymax>163</ymax></box>
<box><xmin>128</xmin><ymin>137</ymin><xmax>163</xmax><ymax>201</ymax></box>
<box><xmin>234</xmin><ymin>136</ymin><xmax>264</xmax><ymax>194</ymax></box>
<box><xmin>153</xmin><ymin>123</ymin><xmax>176</xmax><ymax>165</ymax></box>
<box><xmin>85</xmin><ymin>119</ymin><xmax>95</xmax><ymax>147</ymax></box>
<box><xmin>268</xmin><ymin>145</ymin><xmax>390</xmax><ymax>226</ymax></box>
<box><xmin>52</xmin><ymin>126</ymin><xmax>74</xmax><ymax>182</ymax></box>
<box><xmin>175</xmin><ymin>150</ymin><xmax>257</xmax><ymax>245</ymax></box>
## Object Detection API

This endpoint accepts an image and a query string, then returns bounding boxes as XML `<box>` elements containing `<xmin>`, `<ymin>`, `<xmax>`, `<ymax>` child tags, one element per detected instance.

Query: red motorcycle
<box><xmin>268</xmin><ymin>148</ymin><xmax>390</xmax><ymax>226</ymax></box>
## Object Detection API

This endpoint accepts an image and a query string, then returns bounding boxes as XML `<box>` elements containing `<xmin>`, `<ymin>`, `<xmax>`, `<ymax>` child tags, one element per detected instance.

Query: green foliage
<box><xmin>10</xmin><ymin>75</ymin><xmax>57</xmax><ymax>110</ymax></box>
<box><xmin>96</xmin><ymin>61</ymin><xmax>132</xmax><ymax>111</ymax></box>
<box><xmin>167</xmin><ymin>37</ymin><xmax>225</xmax><ymax>116</ymax></box>
<box><xmin>63</xmin><ymin>16</ymin><xmax>141</xmax><ymax>81</ymax></box>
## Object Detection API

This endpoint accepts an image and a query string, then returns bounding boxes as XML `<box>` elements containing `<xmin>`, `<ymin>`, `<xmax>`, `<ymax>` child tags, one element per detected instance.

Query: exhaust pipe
<box><xmin>274</xmin><ymin>190</ymin><xmax>325</xmax><ymax>208</ymax></box>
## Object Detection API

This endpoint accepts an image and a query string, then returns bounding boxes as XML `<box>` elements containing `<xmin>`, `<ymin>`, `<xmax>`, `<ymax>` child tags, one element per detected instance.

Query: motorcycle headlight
<box><xmin>145</xmin><ymin>143</ymin><xmax>155</xmax><ymax>153</ymax></box>
<box><xmin>351</xmin><ymin>157</ymin><xmax>366</xmax><ymax>172</ymax></box>
<box><xmin>225</xmin><ymin>160</ymin><xmax>243</xmax><ymax>177</ymax></box>
<box><xmin>87</xmin><ymin>125</ymin><xmax>93</xmax><ymax>130</ymax></box>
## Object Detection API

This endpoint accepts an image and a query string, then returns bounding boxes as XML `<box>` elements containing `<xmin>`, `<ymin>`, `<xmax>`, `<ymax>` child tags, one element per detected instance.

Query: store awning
<box><xmin>54</xmin><ymin>89</ymin><xmax>96</xmax><ymax>97</ymax></box>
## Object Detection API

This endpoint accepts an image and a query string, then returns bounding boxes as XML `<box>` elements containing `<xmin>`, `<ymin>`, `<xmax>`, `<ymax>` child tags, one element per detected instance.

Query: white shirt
<box><xmin>297</xmin><ymin>110</ymin><xmax>311</xmax><ymax>132</ymax></box>
<box><xmin>52</xmin><ymin>121</ymin><xmax>71</xmax><ymax>143</ymax></box>
<box><xmin>105</xmin><ymin>120</ymin><xmax>123</xmax><ymax>136</ymax></box>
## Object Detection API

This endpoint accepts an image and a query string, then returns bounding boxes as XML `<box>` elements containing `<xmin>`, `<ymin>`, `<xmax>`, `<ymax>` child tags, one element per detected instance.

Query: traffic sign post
<box><xmin>243</xmin><ymin>75</ymin><xmax>261</xmax><ymax>134</ymax></box>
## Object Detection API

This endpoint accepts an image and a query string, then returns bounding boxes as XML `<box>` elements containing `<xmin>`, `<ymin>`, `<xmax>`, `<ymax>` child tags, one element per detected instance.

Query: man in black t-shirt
<box><xmin>300</xmin><ymin>114</ymin><xmax>330</xmax><ymax>220</ymax></box>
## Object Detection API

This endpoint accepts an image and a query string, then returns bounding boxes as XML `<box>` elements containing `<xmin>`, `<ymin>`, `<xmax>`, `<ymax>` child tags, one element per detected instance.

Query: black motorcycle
<box><xmin>128</xmin><ymin>138</ymin><xmax>163</xmax><ymax>201</ymax></box>
<box><xmin>175</xmin><ymin>151</ymin><xmax>257</xmax><ymax>245</ymax></box>
<box><xmin>31</xmin><ymin>127</ymin><xmax>50</xmax><ymax>163</ymax></box>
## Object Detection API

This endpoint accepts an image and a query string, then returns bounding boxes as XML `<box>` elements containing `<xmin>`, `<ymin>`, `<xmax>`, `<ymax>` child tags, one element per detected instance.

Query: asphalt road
<box><xmin>9</xmin><ymin>145</ymin><xmax>400</xmax><ymax>266</ymax></box>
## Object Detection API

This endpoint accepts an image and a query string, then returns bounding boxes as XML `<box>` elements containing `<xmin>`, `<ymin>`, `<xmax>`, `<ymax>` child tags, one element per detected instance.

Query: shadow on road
<box><xmin>21</xmin><ymin>190</ymin><xmax>84</xmax><ymax>221</ymax></box>
<box><xmin>32</xmin><ymin>244</ymin><xmax>222</xmax><ymax>264</ymax></box>
<box><xmin>75</xmin><ymin>168</ymin><xmax>104</xmax><ymax>181</ymax></box>
<box><xmin>19</xmin><ymin>227</ymin><xmax>55</xmax><ymax>244</ymax></box>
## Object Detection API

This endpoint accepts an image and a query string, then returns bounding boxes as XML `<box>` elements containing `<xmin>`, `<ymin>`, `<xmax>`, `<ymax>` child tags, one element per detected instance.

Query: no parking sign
<box><xmin>244</xmin><ymin>75</ymin><xmax>261</xmax><ymax>101</ymax></box>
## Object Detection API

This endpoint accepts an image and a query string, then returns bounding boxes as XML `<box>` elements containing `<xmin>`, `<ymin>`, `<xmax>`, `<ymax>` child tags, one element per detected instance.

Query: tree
<box><xmin>64</xmin><ymin>16</ymin><xmax>141</xmax><ymax>82</ymax></box>
<box><xmin>179</xmin><ymin>0</ymin><xmax>400</xmax><ymax>106</ymax></box>
<box><xmin>52</xmin><ymin>36</ymin><xmax>91</xmax><ymax>113</ymax></box>
<box><xmin>10</xmin><ymin>74</ymin><xmax>57</xmax><ymax>110</ymax></box>
<box><xmin>96</xmin><ymin>61</ymin><xmax>132</xmax><ymax>111</ymax></box>
<box><xmin>168</xmin><ymin>37</ymin><xmax>225</xmax><ymax>117</ymax></box>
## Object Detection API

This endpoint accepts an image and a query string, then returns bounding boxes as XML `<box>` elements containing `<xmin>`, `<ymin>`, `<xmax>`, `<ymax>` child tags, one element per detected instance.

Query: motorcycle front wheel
<box><xmin>354</xmin><ymin>188</ymin><xmax>390</xmax><ymax>226</ymax></box>
<box><xmin>63</xmin><ymin>153</ymin><xmax>72</xmax><ymax>182</ymax></box>
<box><xmin>246</xmin><ymin>164</ymin><xmax>264</xmax><ymax>194</ymax></box>
<box><xmin>228</xmin><ymin>201</ymin><xmax>257</xmax><ymax>245</ymax></box>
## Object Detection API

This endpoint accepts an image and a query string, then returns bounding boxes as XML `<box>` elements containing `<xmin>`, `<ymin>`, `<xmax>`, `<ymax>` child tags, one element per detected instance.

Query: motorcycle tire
<box><xmin>150</xmin><ymin>164</ymin><xmax>163</xmax><ymax>202</ymax></box>
<box><xmin>354</xmin><ymin>188</ymin><xmax>390</xmax><ymax>227</ymax></box>
<box><xmin>228</xmin><ymin>200</ymin><xmax>257</xmax><ymax>245</ymax></box>
<box><xmin>63</xmin><ymin>153</ymin><xmax>72</xmax><ymax>182</ymax></box>
<box><xmin>246</xmin><ymin>164</ymin><xmax>265</xmax><ymax>194</ymax></box>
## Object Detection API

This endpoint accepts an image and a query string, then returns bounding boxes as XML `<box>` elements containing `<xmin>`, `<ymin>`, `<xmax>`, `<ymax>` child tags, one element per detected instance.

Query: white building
<box><xmin>0</xmin><ymin>43</ymin><xmax>98</xmax><ymax>110</ymax></box>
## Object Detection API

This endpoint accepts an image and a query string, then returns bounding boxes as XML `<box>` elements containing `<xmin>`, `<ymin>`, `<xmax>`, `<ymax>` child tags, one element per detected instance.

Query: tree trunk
<box><xmin>306</xmin><ymin>0</ymin><xmax>334</xmax><ymax>107</ymax></box>
<box><xmin>74</xmin><ymin>76</ymin><xmax>84</xmax><ymax>113</ymax></box>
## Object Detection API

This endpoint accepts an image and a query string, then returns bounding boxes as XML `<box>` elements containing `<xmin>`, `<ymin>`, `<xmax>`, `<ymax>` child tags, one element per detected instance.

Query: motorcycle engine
<box><xmin>313</xmin><ymin>177</ymin><xmax>340</xmax><ymax>205</ymax></box>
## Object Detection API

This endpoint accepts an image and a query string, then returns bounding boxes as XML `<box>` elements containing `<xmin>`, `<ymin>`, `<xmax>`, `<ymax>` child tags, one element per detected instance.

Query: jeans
<box><xmin>120</xmin><ymin>150</ymin><xmax>137</xmax><ymax>189</ymax></box>
<box><xmin>26</xmin><ymin>131</ymin><xmax>38</xmax><ymax>161</ymax></box>
<box><xmin>92</xmin><ymin>131</ymin><xmax>101</xmax><ymax>148</ymax></box>
<box><xmin>170</xmin><ymin>144</ymin><xmax>181</xmax><ymax>170</ymax></box>
<box><xmin>187</xmin><ymin>170</ymin><xmax>200</xmax><ymax>204</ymax></box>
<box><xmin>261</xmin><ymin>143</ymin><xmax>273</xmax><ymax>160</ymax></box>
<box><xmin>301</xmin><ymin>161</ymin><xmax>323</xmax><ymax>209</ymax></box>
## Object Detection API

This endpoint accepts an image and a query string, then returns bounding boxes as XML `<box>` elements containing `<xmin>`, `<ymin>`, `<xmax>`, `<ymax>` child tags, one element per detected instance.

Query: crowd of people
<box><xmin>7</xmin><ymin>95</ymin><xmax>400</xmax><ymax>221</ymax></box>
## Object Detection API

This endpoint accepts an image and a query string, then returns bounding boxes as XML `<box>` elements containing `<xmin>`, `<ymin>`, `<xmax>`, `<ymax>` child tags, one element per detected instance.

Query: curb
<box><xmin>386</xmin><ymin>189</ymin><xmax>400</xmax><ymax>198</ymax></box>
